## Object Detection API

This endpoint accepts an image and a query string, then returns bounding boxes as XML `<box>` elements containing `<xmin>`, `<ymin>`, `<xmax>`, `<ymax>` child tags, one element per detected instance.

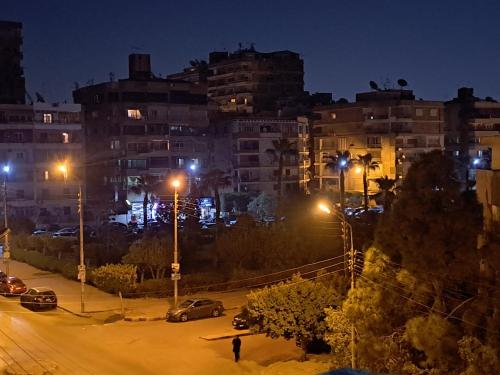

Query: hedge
<box><xmin>10</xmin><ymin>247</ymin><xmax>77</xmax><ymax>280</ymax></box>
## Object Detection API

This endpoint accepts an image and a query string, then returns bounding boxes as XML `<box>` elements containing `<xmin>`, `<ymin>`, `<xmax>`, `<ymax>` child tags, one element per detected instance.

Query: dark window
<box><xmin>16</xmin><ymin>190</ymin><xmax>24</xmax><ymax>199</ymax></box>
<box><xmin>63</xmin><ymin>207</ymin><xmax>71</xmax><ymax>215</ymax></box>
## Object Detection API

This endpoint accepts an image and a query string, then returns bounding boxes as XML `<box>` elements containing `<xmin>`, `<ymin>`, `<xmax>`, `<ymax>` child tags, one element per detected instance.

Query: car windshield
<box><xmin>8</xmin><ymin>277</ymin><xmax>22</xmax><ymax>284</ymax></box>
<box><xmin>179</xmin><ymin>300</ymin><xmax>194</xmax><ymax>308</ymax></box>
<box><xmin>40</xmin><ymin>291</ymin><xmax>55</xmax><ymax>296</ymax></box>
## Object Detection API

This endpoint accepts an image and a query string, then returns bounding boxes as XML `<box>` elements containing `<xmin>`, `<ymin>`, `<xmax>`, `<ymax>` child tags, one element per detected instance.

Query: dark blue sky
<box><xmin>3</xmin><ymin>0</ymin><xmax>500</xmax><ymax>103</ymax></box>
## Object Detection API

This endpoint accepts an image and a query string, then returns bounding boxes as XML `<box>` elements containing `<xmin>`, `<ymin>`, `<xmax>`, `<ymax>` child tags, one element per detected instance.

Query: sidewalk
<box><xmin>7</xmin><ymin>260</ymin><xmax>247</xmax><ymax>322</ymax></box>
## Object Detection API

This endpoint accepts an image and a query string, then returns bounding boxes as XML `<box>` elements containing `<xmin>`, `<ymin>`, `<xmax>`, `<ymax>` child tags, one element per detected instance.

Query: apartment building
<box><xmin>0</xmin><ymin>103</ymin><xmax>82</xmax><ymax>224</ymax></box>
<box><xmin>445</xmin><ymin>88</ymin><xmax>500</xmax><ymax>185</ymax></box>
<box><xmin>213</xmin><ymin>116</ymin><xmax>300</xmax><ymax>195</ymax></box>
<box><xmin>73</xmin><ymin>54</ymin><xmax>210</xmax><ymax>221</ymax></box>
<box><xmin>0</xmin><ymin>20</ymin><xmax>25</xmax><ymax>105</ymax></box>
<box><xmin>312</xmin><ymin>89</ymin><xmax>444</xmax><ymax>195</ymax></box>
<box><xmin>207</xmin><ymin>48</ymin><xmax>304</xmax><ymax>114</ymax></box>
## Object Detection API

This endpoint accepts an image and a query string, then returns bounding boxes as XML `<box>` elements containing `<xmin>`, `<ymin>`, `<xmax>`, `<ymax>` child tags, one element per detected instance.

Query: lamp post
<box><xmin>318</xmin><ymin>202</ymin><xmax>356</xmax><ymax>369</ymax></box>
<box><xmin>2</xmin><ymin>164</ymin><xmax>10</xmax><ymax>276</ymax></box>
<box><xmin>58</xmin><ymin>163</ymin><xmax>85</xmax><ymax>313</ymax></box>
<box><xmin>171</xmin><ymin>179</ymin><xmax>181</xmax><ymax>308</ymax></box>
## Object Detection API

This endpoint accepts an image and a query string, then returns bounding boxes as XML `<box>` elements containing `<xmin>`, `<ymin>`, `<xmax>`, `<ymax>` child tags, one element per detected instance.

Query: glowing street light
<box><xmin>354</xmin><ymin>166</ymin><xmax>362</xmax><ymax>174</ymax></box>
<box><xmin>472</xmin><ymin>158</ymin><xmax>481</xmax><ymax>166</ymax></box>
<box><xmin>189</xmin><ymin>164</ymin><xmax>196</xmax><ymax>171</ymax></box>
<box><xmin>339</xmin><ymin>159</ymin><xmax>347</xmax><ymax>168</ymax></box>
<box><xmin>56</xmin><ymin>162</ymin><xmax>85</xmax><ymax>313</ymax></box>
<box><xmin>2</xmin><ymin>164</ymin><xmax>10</xmax><ymax>275</ymax></box>
<box><xmin>318</xmin><ymin>203</ymin><xmax>332</xmax><ymax>214</ymax></box>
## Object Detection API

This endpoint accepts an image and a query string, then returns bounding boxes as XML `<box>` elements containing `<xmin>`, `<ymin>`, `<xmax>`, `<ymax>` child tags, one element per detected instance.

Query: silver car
<box><xmin>166</xmin><ymin>298</ymin><xmax>224</xmax><ymax>322</ymax></box>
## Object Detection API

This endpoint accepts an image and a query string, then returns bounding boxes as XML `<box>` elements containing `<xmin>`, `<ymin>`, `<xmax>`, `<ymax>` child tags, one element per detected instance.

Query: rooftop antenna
<box><xmin>369</xmin><ymin>81</ymin><xmax>380</xmax><ymax>91</ymax></box>
<box><xmin>397</xmin><ymin>79</ymin><xmax>408</xmax><ymax>89</ymax></box>
<box><xmin>73</xmin><ymin>82</ymin><xmax>80</xmax><ymax>90</ymax></box>
<box><xmin>109</xmin><ymin>72</ymin><xmax>115</xmax><ymax>82</ymax></box>
<box><xmin>382</xmin><ymin>78</ymin><xmax>391</xmax><ymax>90</ymax></box>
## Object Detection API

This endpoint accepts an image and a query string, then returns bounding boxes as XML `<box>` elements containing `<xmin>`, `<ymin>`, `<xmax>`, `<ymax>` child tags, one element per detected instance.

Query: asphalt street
<box><xmin>0</xmin><ymin>296</ymin><xmax>302</xmax><ymax>374</ymax></box>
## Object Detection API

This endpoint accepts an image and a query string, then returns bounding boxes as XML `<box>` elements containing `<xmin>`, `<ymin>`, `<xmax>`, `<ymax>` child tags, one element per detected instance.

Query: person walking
<box><xmin>232</xmin><ymin>335</ymin><xmax>241</xmax><ymax>362</ymax></box>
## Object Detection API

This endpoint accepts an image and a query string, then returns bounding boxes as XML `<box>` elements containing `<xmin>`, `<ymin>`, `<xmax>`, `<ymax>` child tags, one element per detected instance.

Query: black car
<box><xmin>232</xmin><ymin>306</ymin><xmax>256</xmax><ymax>329</ymax></box>
<box><xmin>20</xmin><ymin>287</ymin><xmax>58</xmax><ymax>310</ymax></box>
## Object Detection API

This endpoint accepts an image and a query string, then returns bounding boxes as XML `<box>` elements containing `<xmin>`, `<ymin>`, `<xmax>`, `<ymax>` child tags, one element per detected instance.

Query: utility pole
<box><xmin>171</xmin><ymin>179</ymin><xmax>180</xmax><ymax>308</ymax></box>
<box><xmin>348</xmin><ymin>222</ymin><xmax>356</xmax><ymax>370</ymax></box>
<box><xmin>2</xmin><ymin>166</ymin><xmax>10</xmax><ymax>276</ymax></box>
<box><xmin>78</xmin><ymin>183</ymin><xmax>85</xmax><ymax>313</ymax></box>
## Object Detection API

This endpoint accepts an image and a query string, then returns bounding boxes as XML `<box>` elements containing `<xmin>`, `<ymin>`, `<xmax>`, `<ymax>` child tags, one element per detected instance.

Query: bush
<box><xmin>10</xmin><ymin>247</ymin><xmax>77</xmax><ymax>279</ymax></box>
<box><xmin>90</xmin><ymin>264</ymin><xmax>137</xmax><ymax>294</ymax></box>
<box><xmin>131</xmin><ymin>279</ymin><xmax>171</xmax><ymax>298</ymax></box>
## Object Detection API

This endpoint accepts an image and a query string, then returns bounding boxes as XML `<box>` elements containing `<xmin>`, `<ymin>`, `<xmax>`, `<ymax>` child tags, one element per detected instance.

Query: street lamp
<box><xmin>57</xmin><ymin>162</ymin><xmax>86</xmax><ymax>313</ymax></box>
<box><xmin>2</xmin><ymin>164</ymin><xmax>10</xmax><ymax>276</ymax></box>
<box><xmin>317</xmin><ymin>201</ymin><xmax>356</xmax><ymax>369</ymax></box>
<box><xmin>171</xmin><ymin>178</ymin><xmax>181</xmax><ymax>308</ymax></box>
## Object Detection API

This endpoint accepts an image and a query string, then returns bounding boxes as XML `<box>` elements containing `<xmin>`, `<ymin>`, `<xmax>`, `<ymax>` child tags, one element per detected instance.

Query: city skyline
<box><xmin>4</xmin><ymin>0</ymin><xmax>500</xmax><ymax>103</ymax></box>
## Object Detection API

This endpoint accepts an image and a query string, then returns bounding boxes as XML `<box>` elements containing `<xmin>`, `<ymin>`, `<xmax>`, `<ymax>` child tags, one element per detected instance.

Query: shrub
<box><xmin>10</xmin><ymin>247</ymin><xmax>77</xmax><ymax>279</ymax></box>
<box><xmin>90</xmin><ymin>264</ymin><xmax>137</xmax><ymax>294</ymax></box>
<box><xmin>131</xmin><ymin>278</ymin><xmax>171</xmax><ymax>298</ymax></box>
<box><xmin>180</xmin><ymin>272</ymin><xmax>228</xmax><ymax>294</ymax></box>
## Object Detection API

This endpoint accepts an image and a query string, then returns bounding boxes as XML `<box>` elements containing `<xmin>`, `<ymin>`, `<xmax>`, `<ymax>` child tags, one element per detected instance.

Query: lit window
<box><xmin>244</xmin><ymin>98</ymin><xmax>248</xmax><ymax>105</ymax></box>
<box><xmin>454</xmin><ymin>150</ymin><xmax>460</xmax><ymax>156</ymax></box>
<box><xmin>44</xmin><ymin>170</ymin><xmax>49</xmax><ymax>180</ymax></box>
<box><xmin>127</xmin><ymin>109</ymin><xmax>142</xmax><ymax>120</ymax></box>
<box><xmin>110</xmin><ymin>140</ymin><xmax>120</xmax><ymax>149</ymax></box>
<box><xmin>230</xmin><ymin>98</ymin><xmax>236</xmax><ymax>103</ymax></box>
<box><xmin>416</xmin><ymin>108</ymin><xmax>424</xmax><ymax>117</ymax></box>
<box><xmin>430</xmin><ymin>108</ymin><xmax>438</xmax><ymax>117</ymax></box>
<box><xmin>62</xmin><ymin>132</ymin><xmax>69</xmax><ymax>143</ymax></box>
<box><xmin>43</xmin><ymin>113</ymin><xmax>53</xmax><ymax>124</ymax></box>
<box><xmin>330</xmin><ymin>112</ymin><xmax>337</xmax><ymax>120</ymax></box>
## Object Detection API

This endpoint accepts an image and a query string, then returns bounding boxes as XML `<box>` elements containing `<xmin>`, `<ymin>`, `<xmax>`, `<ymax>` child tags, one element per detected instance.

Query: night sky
<box><xmin>3</xmin><ymin>0</ymin><xmax>500</xmax><ymax>103</ymax></box>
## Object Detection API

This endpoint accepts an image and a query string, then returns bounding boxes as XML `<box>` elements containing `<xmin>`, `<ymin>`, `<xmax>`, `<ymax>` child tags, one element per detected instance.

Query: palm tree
<box><xmin>375</xmin><ymin>176</ymin><xmax>397</xmax><ymax>210</ymax></box>
<box><xmin>324</xmin><ymin>150</ymin><xmax>353</xmax><ymax>214</ymax></box>
<box><xmin>130</xmin><ymin>175</ymin><xmax>159</xmax><ymax>229</ymax></box>
<box><xmin>265</xmin><ymin>139</ymin><xmax>298</xmax><ymax>199</ymax></box>
<box><xmin>200</xmin><ymin>169</ymin><xmax>231</xmax><ymax>223</ymax></box>
<box><xmin>356</xmin><ymin>153</ymin><xmax>380</xmax><ymax>211</ymax></box>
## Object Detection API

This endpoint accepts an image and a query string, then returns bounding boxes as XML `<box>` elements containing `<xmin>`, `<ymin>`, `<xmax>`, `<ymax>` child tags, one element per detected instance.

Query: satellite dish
<box><xmin>397</xmin><ymin>79</ymin><xmax>408</xmax><ymax>88</ymax></box>
<box><xmin>369</xmin><ymin>81</ymin><xmax>379</xmax><ymax>91</ymax></box>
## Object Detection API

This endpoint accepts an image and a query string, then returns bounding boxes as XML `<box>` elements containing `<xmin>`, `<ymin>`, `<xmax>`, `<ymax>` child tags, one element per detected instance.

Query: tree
<box><xmin>265</xmin><ymin>139</ymin><xmax>298</xmax><ymax>199</ymax></box>
<box><xmin>324</xmin><ymin>151</ymin><xmax>353</xmax><ymax>214</ymax></box>
<box><xmin>199</xmin><ymin>169</ymin><xmax>231</xmax><ymax>223</ymax></box>
<box><xmin>355</xmin><ymin>153</ymin><xmax>379</xmax><ymax>211</ymax></box>
<box><xmin>123</xmin><ymin>235</ymin><xmax>172</xmax><ymax>282</ymax></box>
<box><xmin>247</xmin><ymin>274</ymin><xmax>339</xmax><ymax>356</ymax></box>
<box><xmin>374</xmin><ymin>176</ymin><xmax>397</xmax><ymax>210</ymax></box>
<box><xmin>247</xmin><ymin>192</ymin><xmax>277</xmax><ymax>220</ymax></box>
<box><xmin>129</xmin><ymin>175</ymin><xmax>160</xmax><ymax>229</ymax></box>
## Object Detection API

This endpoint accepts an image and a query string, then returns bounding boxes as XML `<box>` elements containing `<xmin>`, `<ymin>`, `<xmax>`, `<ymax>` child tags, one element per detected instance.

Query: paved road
<box><xmin>0</xmin><ymin>296</ymin><xmax>302</xmax><ymax>374</ymax></box>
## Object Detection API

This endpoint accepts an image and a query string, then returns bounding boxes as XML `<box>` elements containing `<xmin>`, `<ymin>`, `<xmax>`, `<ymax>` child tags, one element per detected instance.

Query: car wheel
<box><xmin>212</xmin><ymin>309</ymin><xmax>220</xmax><ymax>317</ymax></box>
<box><xmin>180</xmin><ymin>313</ymin><xmax>188</xmax><ymax>322</ymax></box>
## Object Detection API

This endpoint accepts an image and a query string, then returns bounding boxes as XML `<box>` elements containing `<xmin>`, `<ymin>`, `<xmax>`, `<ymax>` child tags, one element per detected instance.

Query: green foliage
<box><xmin>90</xmin><ymin>264</ymin><xmax>137</xmax><ymax>294</ymax></box>
<box><xmin>247</xmin><ymin>192</ymin><xmax>277</xmax><ymax>220</ymax></box>
<box><xmin>458</xmin><ymin>336</ymin><xmax>499</xmax><ymax>375</ymax></box>
<box><xmin>132</xmin><ymin>278</ymin><xmax>171</xmax><ymax>298</ymax></box>
<box><xmin>247</xmin><ymin>274</ymin><xmax>339</xmax><ymax>352</ymax></box>
<box><xmin>324</xmin><ymin>307</ymin><xmax>351</xmax><ymax>368</ymax></box>
<box><xmin>10</xmin><ymin>246</ymin><xmax>77</xmax><ymax>279</ymax></box>
<box><xmin>122</xmin><ymin>235</ymin><xmax>172</xmax><ymax>282</ymax></box>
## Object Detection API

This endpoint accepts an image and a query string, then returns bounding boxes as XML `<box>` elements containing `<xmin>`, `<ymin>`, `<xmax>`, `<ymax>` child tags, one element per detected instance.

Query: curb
<box><xmin>200</xmin><ymin>330</ymin><xmax>254</xmax><ymax>341</ymax></box>
<box><xmin>57</xmin><ymin>305</ymin><xmax>92</xmax><ymax>318</ymax></box>
<box><xmin>123</xmin><ymin>305</ymin><xmax>240</xmax><ymax>323</ymax></box>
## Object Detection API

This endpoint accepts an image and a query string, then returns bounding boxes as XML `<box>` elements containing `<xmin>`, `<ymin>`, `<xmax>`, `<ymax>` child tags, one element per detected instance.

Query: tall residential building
<box><xmin>73</xmin><ymin>54</ymin><xmax>209</xmax><ymax>222</ymax></box>
<box><xmin>312</xmin><ymin>90</ymin><xmax>444</xmax><ymax>195</ymax></box>
<box><xmin>207</xmin><ymin>48</ymin><xmax>304</xmax><ymax>114</ymax></box>
<box><xmin>0</xmin><ymin>21</ymin><xmax>25</xmax><ymax>104</ymax></box>
<box><xmin>213</xmin><ymin>116</ymin><xmax>300</xmax><ymax>195</ymax></box>
<box><xmin>0</xmin><ymin>103</ymin><xmax>82</xmax><ymax>224</ymax></box>
<box><xmin>445</xmin><ymin>88</ymin><xmax>500</xmax><ymax>185</ymax></box>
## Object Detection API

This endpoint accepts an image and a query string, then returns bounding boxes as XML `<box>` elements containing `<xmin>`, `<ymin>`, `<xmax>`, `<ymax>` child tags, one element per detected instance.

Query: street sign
<box><xmin>77</xmin><ymin>265</ymin><xmax>86</xmax><ymax>282</ymax></box>
<box><xmin>171</xmin><ymin>273</ymin><xmax>181</xmax><ymax>281</ymax></box>
<box><xmin>171</xmin><ymin>263</ymin><xmax>180</xmax><ymax>273</ymax></box>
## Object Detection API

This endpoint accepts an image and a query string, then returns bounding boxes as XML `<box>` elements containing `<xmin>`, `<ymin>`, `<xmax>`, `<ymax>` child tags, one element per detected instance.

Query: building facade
<box><xmin>312</xmin><ymin>90</ymin><xmax>445</xmax><ymax>195</ymax></box>
<box><xmin>0</xmin><ymin>20</ymin><xmax>25</xmax><ymax>105</ymax></box>
<box><xmin>0</xmin><ymin>103</ymin><xmax>82</xmax><ymax>224</ymax></box>
<box><xmin>445</xmin><ymin>88</ymin><xmax>500</xmax><ymax>185</ymax></box>
<box><xmin>213</xmin><ymin>116</ymin><xmax>300</xmax><ymax>195</ymax></box>
<box><xmin>73</xmin><ymin>54</ymin><xmax>210</xmax><ymax>222</ymax></box>
<box><xmin>207</xmin><ymin>49</ymin><xmax>304</xmax><ymax>114</ymax></box>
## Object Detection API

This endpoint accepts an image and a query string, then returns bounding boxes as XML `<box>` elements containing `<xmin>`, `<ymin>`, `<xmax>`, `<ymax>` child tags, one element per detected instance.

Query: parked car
<box><xmin>166</xmin><ymin>298</ymin><xmax>224</xmax><ymax>322</ymax></box>
<box><xmin>0</xmin><ymin>276</ymin><xmax>27</xmax><ymax>296</ymax></box>
<box><xmin>0</xmin><ymin>270</ymin><xmax>7</xmax><ymax>281</ymax></box>
<box><xmin>232</xmin><ymin>306</ymin><xmax>256</xmax><ymax>330</ymax></box>
<box><xmin>20</xmin><ymin>287</ymin><xmax>58</xmax><ymax>310</ymax></box>
<box><xmin>52</xmin><ymin>227</ymin><xmax>78</xmax><ymax>238</ymax></box>
<box><xmin>32</xmin><ymin>228</ymin><xmax>51</xmax><ymax>236</ymax></box>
